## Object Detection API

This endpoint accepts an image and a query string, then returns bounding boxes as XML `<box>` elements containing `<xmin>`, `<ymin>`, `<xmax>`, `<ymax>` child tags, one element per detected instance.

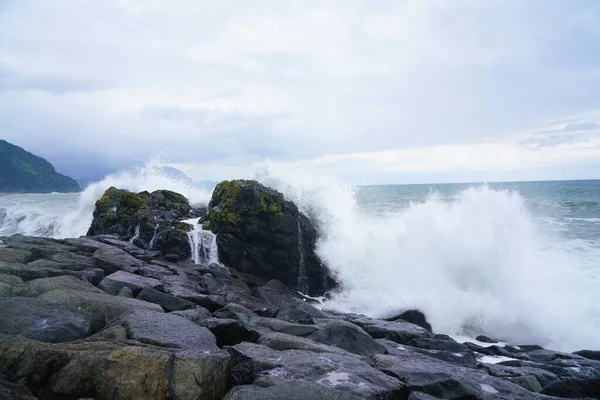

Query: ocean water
<box><xmin>0</xmin><ymin>164</ymin><xmax>599</xmax><ymax>352</ymax></box>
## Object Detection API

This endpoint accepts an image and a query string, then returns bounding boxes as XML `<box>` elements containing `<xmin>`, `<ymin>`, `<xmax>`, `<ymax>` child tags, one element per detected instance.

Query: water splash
<box><xmin>255</xmin><ymin>163</ymin><xmax>600</xmax><ymax>352</ymax></box>
<box><xmin>187</xmin><ymin>222</ymin><xmax>220</xmax><ymax>265</ymax></box>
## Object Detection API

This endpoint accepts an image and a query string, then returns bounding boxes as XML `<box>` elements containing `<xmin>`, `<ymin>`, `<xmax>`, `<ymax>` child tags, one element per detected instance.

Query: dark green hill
<box><xmin>0</xmin><ymin>140</ymin><xmax>80</xmax><ymax>193</ymax></box>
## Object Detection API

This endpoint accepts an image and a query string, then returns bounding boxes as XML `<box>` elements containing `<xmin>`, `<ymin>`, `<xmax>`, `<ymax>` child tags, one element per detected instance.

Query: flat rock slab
<box><xmin>99</xmin><ymin>270</ymin><xmax>163</xmax><ymax>295</ymax></box>
<box><xmin>39</xmin><ymin>289</ymin><xmax>163</xmax><ymax>332</ymax></box>
<box><xmin>258</xmin><ymin>331</ymin><xmax>361</xmax><ymax>358</ymax></box>
<box><xmin>373</xmin><ymin>349</ymin><xmax>539</xmax><ymax>400</ymax></box>
<box><xmin>136</xmin><ymin>287</ymin><xmax>196</xmax><ymax>312</ymax></box>
<box><xmin>121</xmin><ymin>310</ymin><xmax>219</xmax><ymax>351</ymax></box>
<box><xmin>307</xmin><ymin>321</ymin><xmax>387</xmax><ymax>357</ymax></box>
<box><xmin>223</xmin><ymin>381</ymin><xmax>364</xmax><ymax>400</ymax></box>
<box><xmin>0</xmin><ymin>297</ymin><xmax>91</xmax><ymax>342</ymax></box>
<box><xmin>15</xmin><ymin>275</ymin><xmax>104</xmax><ymax>297</ymax></box>
<box><xmin>92</xmin><ymin>247</ymin><xmax>143</xmax><ymax>274</ymax></box>
<box><xmin>350</xmin><ymin>317</ymin><xmax>431</xmax><ymax>345</ymax></box>
<box><xmin>227</xmin><ymin>342</ymin><xmax>403</xmax><ymax>399</ymax></box>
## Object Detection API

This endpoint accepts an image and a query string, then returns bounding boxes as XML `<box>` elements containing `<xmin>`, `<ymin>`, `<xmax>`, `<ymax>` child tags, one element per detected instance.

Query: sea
<box><xmin>1</xmin><ymin>164</ymin><xmax>599</xmax><ymax>352</ymax></box>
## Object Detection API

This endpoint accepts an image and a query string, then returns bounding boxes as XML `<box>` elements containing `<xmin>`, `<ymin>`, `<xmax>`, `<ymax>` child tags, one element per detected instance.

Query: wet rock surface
<box><xmin>0</xmin><ymin>185</ymin><xmax>598</xmax><ymax>400</ymax></box>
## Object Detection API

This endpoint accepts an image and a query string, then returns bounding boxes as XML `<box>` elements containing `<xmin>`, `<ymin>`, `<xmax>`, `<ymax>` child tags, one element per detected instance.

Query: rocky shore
<box><xmin>0</xmin><ymin>180</ymin><xmax>599</xmax><ymax>399</ymax></box>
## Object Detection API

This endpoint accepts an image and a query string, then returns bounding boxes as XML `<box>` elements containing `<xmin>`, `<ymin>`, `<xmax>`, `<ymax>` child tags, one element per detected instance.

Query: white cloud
<box><xmin>1</xmin><ymin>0</ymin><xmax>600</xmax><ymax>183</ymax></box>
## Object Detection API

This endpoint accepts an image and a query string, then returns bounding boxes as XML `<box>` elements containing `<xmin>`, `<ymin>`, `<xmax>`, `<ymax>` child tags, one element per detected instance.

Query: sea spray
<box><xmin>0</xmin><ymin>162</ymin><xmax>214</xmax><ymax>239</ymax></box>
<box><xmin>185</xmin><ymin>219</ymin><xmax>220</xmax><ymax>265</ymax></box>
<box><xmin>255</xmin><ymin>163</ymin><xmax>600</xmax><ymax>352</ymax></box>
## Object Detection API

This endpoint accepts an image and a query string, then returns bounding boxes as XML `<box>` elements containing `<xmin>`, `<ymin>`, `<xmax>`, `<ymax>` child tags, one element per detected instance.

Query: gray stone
<box><xmin>121</xmin><ymin>310</ymin><xmax>219</xmax><ymax>350</ymax></box>
<box><xmin>194</xmin><ymin>317</ymin><xmax>260</xmax><ymax>347</ymax></box>
<box><xmin>258</xmin><ymin>331</ymin><xmax>360</xmax><ymax>358</ymax></box>
<box><xmin>39</xmin><ymin>289</ymin><xmax>163</xmax><ymax>332</ymax></box>
<box><xmin>136</xmin><ymin>287</ymin><xmax>196</xmax><ymax>312</ymax></box>
<box><xmin>0</xmin><ymin>282</ymin><xmax>12</xmax><ymax>297</ymax></box>
<box><xmin>117</xmin><ymin>286</ymin><xmax>134</xmax><ymax>297</ymax></box>
<box><xmin>226</xmin><ymin>342</ymin><xmax>403</xmax><ymax>398</ymax></box>
<box><xmin>0</xmin><ymin>297</ymin><xmax>91</xmax><ymax>342</ymax></box>
<box><xmin>172</xmin><ymin>307</ymin><xmax>213</xmax><ymax>323</ymax></box>
<box><xmin>223</xmin><ymin>381</ymin><xmax>364</xmax><ymax>400</ymax></box>
<box><xmin>92</xmin><ymin>247</ymin><xmax>143</xmax><ymax>274</ymax></box>
<box><xmin>250</xmin><ymin>316</ymin><xmax>320</xmax><ymax>336</ymax></box>
<box><xmin>276</xmin><ymin>308</ymin><xmax>314</xmax><ymax>325</ymax></box>
<box><xmin>505</xmin><ymin>375</ymin><xmax>542</xmax><ymax>392</ymax></box>
<box><xmin>373</xmin><ymin>350</ymin><xmax>539</xmax><ymax>399</ymax></box>
<box><xmin>307</xmin><ymin>321</ymin><xmax>387</xmax><ymax>357</ymax></box>
<box><xmin>0</xmin><ymin>273</ymin><xmax>23</xmax><ymax>286</ymax></box>
<box><xmin>98</xmin><ymin>270</ymin><xmax>163</xmax><ymax>295</ymax></box>
<box><xmin>350</xmin><ymin>317</ymin><xmax>431</xmax><ymax>344</ymax></box>
<box><xmin>14</xmin><ymin>275</ymin><xmax>103</xmax><ymax>297</ymax></box>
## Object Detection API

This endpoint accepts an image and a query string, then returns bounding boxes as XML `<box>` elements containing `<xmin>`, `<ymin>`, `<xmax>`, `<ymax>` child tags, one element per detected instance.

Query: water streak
<box><xmin>297</xmin><ymin>218</ymin><xmax>308</xmax><ymax>293</ymax></box>
<box><xmin>188</xmin><ymin>223</ymin><xmax>220</xmax><ymax>265</ymax></box>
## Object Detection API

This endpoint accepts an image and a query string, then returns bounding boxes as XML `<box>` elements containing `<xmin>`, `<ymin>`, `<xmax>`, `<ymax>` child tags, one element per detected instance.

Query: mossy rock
<box><xmin>206</xmin><ymin>180</ymin><xmax>336</xmax><ymax>296</ymax></box>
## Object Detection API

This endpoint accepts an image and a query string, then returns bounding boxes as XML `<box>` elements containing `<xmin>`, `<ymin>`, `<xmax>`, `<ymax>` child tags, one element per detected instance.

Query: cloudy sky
<box><xmin>2</xmin><ymin>0</ymin><xmax>600</xmax><ymax>184</ymax></box>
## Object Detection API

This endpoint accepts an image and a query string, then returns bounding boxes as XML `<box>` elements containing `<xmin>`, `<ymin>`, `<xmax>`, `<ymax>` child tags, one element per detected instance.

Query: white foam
<box><xmin>255</xmin><ymin>163</ymin><xmax>600</xmax><ymax>352</ymax></box>
<box><xmin>317</xmin><ymin>372</ymin><xmax>351</xmax><ymax>387</ymax></box>
<box><xmin>478</xmin><ymin>355</ymin><xmax>517</xmax><ymax>364</ymax></box>
<box><xmin>0</xmin><ymin>161</ymin><xmax>213</xmax><ymax>239</ymax></box>
<box><xmin>480</xmin><ymin>384</ymin><xmax>499</xmax><ymax>394</ymax></box>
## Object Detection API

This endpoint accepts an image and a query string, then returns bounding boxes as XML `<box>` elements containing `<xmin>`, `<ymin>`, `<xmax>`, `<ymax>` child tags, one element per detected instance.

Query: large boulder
<box><xmin>0</xmin><ymin>335</ymin><xmax>230</xmax><ymax>400</ymax></box>
<box><xmin>0</xmin><ymin>297</ymin><xmax>91</xmax><ymax>343</ymax></box>
<box><xmin>87</xmin><ymin>187</ymin><xmax>199</xmax><ymax>261</ymax></box>
<box><xmin>205</xmin><ymin>180</ymin><xmax>336</xmax><ymax>296</ymax></box>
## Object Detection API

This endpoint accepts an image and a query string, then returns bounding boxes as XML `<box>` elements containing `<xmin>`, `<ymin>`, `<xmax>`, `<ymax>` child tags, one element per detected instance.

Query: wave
<box><xmin>255</xmin><ymin>162</ymin><xmax>600</xmax><ymax>352</ymax></box>
<box><xmin>0</xmin><ymin>162</ymin><xmax>214</xmax><ymax>239</ymax></box>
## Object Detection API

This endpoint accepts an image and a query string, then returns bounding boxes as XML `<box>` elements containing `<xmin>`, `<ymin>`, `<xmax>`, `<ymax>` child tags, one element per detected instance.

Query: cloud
<box><xmin>1</xmin><ymin>0</ymin><xmax>600</xmax><ymax>182</ymax></box>
<box><xmin>564</xmin><ymin>121</ymin><xmax>600</xmax><ymax>132</ymax></box>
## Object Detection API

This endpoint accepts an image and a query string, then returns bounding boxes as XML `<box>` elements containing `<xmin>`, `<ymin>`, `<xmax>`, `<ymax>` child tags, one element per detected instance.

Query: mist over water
<box><xmin>1</xmin><ymin>162</ymin><xmax>599</xmax><ymax>351</ymax></box>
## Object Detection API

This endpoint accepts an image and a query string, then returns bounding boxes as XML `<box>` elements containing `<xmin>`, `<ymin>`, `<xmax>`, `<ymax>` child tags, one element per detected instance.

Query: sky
<box><xmin>2</xmin><ymin>0</ymin><xmax>600</xmax><ymax>184</ymax></box>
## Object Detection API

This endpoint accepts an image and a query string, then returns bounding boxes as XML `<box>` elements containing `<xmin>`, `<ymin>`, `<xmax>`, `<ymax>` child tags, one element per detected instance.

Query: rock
<box><xmin>193</xmin><ymin>317</ymin><xmax>260</xmax><ymax>347</ymax></box>
<box><xmin>0</xmin><ymin>335</ymin><xmax>229</xmax><ymax>400</ymax></box>
<box><xmin>386</xmin><ymin>309</ymin><xmax>433</xmax><ymax>333</ymax></box>
<box><xmin>206</xmin><ymin>180</ymin><xmax>336</xmax><ymax>295</ymax></box>
<box><xmin>481</xmin><ymin>363</ymin><xmax>560</xmax><ymax>388</ymax></box>
<box><xmin>0</xmin><ymin>381</ymin><xmax>38</xmax><ymax>400</ymax></box>
<box><xmin>0</xmin><ymin>282</ymin><xmax>12</xmax><ymax>297</ymax></box>
<box><xmin>136</xmin><ymin>287</ymin><xmax>196</xmax><ymax>312</ymax></box>
<box><xmin>476</xmin><ymin>334</ymin><xmax>498</xmax><ymax>343</ymax></box>
<box><xmin>350</xmin><ymin>317</ymin><xmax>431</xmax><ymax>345</ymax></box>
<box><xmin>87</xmin><ymin>187</ymin><xmax>195</xmax><ymax>258</ymax></box>
<box><xmin>0</xmin><ymin>260</ymin><xmax>102</xmax><ymax>283</ymax></box>
<box><xmin>0</xmin><ymin>297</ymin><xmax>91</xmax><ymax>342</ymax></box>
<box><xmin>0</xmin><ymin>247</ymin><xmax>31</xmax><ymax>264</ymax></box>
<box><xmin>258</xmin><ymin>331</ymin><xmax>361</xmax><ymax>358</ymax></box>
<box><xmin>573</xmin><ymin>349</ymin><xmax>600</xmax><ymax>361</ymax></box>
<box><xmin>409</xmin><ymin>338</ymin><xmax>469</xmax><ymax>353</ymax></box>
<box><xmin>98</xmin><ymin>270</ymin><xmax>163</xmax><ymax>295</ymax></box>
<box><xmin>250</xmin><ymin>316</ymin><xmax>320</xmax><ymax>336</ymax></box>
<box><xmin>373</xmin><ymin>350</ymin><xmax>540</xmax><ymax>399</ymax></box>
<box><xmin>505</xmin><ymin>375</ymin><xmax>542</xmax><ymax>392</ymax></box>
<box><xmin>117</xmin><ymin>286</ymin><xmax>134</xmax><ymax>297</ymax></box>
<box><xmin>14</xmin><ymin>275</ymin><xmax>103</xmax><ymax>297</ymax></box>
<box><xmin>156</xmin><ymin>228</ymin><xmax>191</xmax><ymax>261</ymax></box>
<box><xmin>540</xmin><ymin>377</ymin><xmax>600</xmax><ymax>398</ymax></box>
<box><xmin>378</xmin><ymin>339</ymin><xmax>478</xmax><ymax>369</ymax></box>
<box><xmin>307</xmin><ymin>321</ymin><xmax>387</xmax><ymax>357</ymax></box>
<box><xmin>223</xmin><ymin>381</ymin><xmax>365</xmax><ymax>400</ymax></box>
<box><xmin>0</xmin><ymin>273</ymin><xmax>23</xmax><ymax>286</ymax></box>
<box><xmin>39</xmin><ymin>289</ymin><xmax>163</xmax><ymax>332</ymax></box>
<box><xmin>121</xmin><ymin>310</ymin><xmax>219</xmax><ymax>350</ymax></box>
<box><xmin>226</xmin><ymin>342</ymin><xmax>404</xmax><ymax>398</ymax></box>
<box><xmin>92</xmin><ymin>247</ymin><xmax>143</xmax><ymax>274</ymax></box>
<box><xmin>276</xmin><ymin>308</ymin><xmax>314</xmax><ymax>325</ymax></box>
<box><xmin>214</xmin><ymin>303</ymin><xmax>255</xmax><ymax>322</ymax></box>
<box><xmin>172</xmin><ymin>307</ymin><xmax>213</xmax><ymax>323</ymax></box>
